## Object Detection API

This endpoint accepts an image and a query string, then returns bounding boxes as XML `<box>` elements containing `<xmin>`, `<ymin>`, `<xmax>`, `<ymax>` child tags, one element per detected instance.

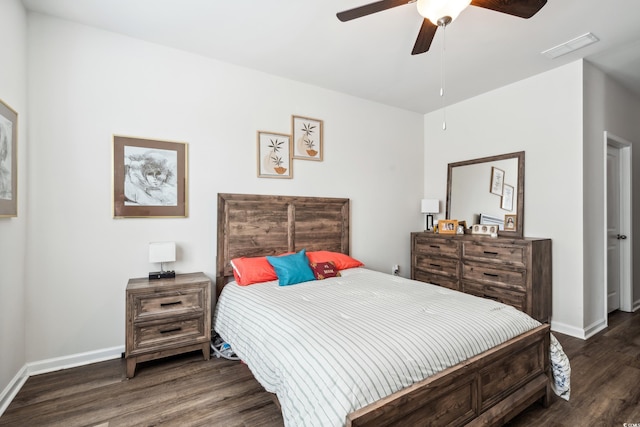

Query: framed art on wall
<box><xmin>257</xmin><ymin>131</ymin><xmax>292</xmax><ymax>178</ymax></box>
<box><xmin>501</xmin><ymin>184</ymin><xmax>514</xmax><ymax>211</ymax></box>
<box><xmin>0</xmin><ymin>98</ymin><xmax>18</xmax><ymax>218</ymax></box>
<box><xmin>490</xmin><ymin>166</ymin><xmax>505</xmax><ymax>196</ymax></box>
<box><xmin>112</xmin><ymin>135</ymin><xmax>188</xmax><ymax>218</ymax></box>
<box><xmin>292</xmin><ymin>115</ymin><xmax>323</xmax><ymax>161</ymax></box>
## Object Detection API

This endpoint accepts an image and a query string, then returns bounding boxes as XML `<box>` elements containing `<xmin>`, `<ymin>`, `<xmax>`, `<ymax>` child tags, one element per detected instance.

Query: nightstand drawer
<box><xmin>135</xmin><ymin>289</ymin><xmax>204</xmax><ymax>319</ymax></box>
<box><xmin>414</xmin><ymin>236</ymin><xmax>459</xmax><ymax>259</ymax></box>
<box><xmin>462</xmin><ymin>241</ymin><xmax>526</xmax><ymax>267</ymax></box>
<box><xmin>133</xmin><ymin>317</ymin><xmax>206</xmax><ymax>351</ymax></box>
<box><xmin>462</xmin><ymin>263</ymin><xmax>525</xmax><ymax>290</ymax></box>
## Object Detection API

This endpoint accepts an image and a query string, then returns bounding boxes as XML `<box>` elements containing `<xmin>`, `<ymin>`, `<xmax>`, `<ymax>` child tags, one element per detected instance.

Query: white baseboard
<box><xmin>583</xmin><ymin>317</ymin><xmax>608</xmax><ymax>339</ymax></box>
<box><xmin>26</xmin><ymin>345</ymin><xmax>124</xmax><ymax>376</ymax></box>
<box><xmin>0</xmin><ymin>365</ymin><xmax>29</xmax><ymax>417</ymax></box>
<box><xmin>550</xmin><ymin>320</ymin><xmax>589</xmax><ymax>339</ymax></box>
<box><xmin>0</xmin><ymin>345</ymin><xmax>124</xmax><ymax>417</ymax></box>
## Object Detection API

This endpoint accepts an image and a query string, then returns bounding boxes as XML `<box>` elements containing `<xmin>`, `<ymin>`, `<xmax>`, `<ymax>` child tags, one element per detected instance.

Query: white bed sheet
<box><xmin>213</xmin><ymin>268</ymin><xmax>549</xmax><ymax>427</ymax></box>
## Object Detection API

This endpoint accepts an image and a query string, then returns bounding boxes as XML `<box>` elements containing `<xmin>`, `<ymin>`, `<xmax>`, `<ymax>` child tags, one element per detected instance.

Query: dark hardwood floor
<box><xmin>1</xmin><ymin>310</ymin><xmax>639</xmax><ymax>426</ymax></box>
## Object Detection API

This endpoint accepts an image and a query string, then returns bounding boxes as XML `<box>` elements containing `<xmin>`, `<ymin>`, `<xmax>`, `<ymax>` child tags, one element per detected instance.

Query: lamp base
<box><xmin>149</xmin><ymin>270</ymin><xmax>176</xmax><ymax>280</ymax></box>
<box><xmin>426</xmin><ymin>214</ymin><xmax>434</xmax><ymax>231</ymax></box>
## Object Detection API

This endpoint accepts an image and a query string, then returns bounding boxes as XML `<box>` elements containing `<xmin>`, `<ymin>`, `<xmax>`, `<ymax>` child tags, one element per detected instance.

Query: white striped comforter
<box><xmin>213</xmin><ymin>268</ymin><xmax>543</xmax><ymax>427</ymax></box>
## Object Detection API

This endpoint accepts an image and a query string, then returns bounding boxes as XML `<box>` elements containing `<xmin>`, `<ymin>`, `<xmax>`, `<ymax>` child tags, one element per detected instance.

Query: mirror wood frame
<box><xmin>446</xmin><ymin>151</ymin><xmax>525</xmax><ymax>238</ymax></box>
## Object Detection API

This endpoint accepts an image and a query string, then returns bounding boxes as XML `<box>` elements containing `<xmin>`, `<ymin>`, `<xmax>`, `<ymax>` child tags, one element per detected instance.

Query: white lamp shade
<box><xmin>416</xmin><ymin>0</ymin><xmax>472</xmax><ymax>24</ymax></box>
<box><xmin>421</xmin><ymin>199</ymin><xmax>440</xmax><ymax>214</ymax></box>
<box><xmin>149</xmin><ymin>242</ymin><xmax>176</xmax><ymax>263</ymax></box>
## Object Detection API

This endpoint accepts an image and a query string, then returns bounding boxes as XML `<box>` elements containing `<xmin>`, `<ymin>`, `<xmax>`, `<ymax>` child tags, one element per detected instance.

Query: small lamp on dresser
<box><xmin>148</xmin><ymin>241</ymin><xmax>176</xmax><ymax>279</ymax></box>
<box><xmin>421</xmin><ymin>199</ymin><xmax>440</xmax><ymax>231</ymax></box>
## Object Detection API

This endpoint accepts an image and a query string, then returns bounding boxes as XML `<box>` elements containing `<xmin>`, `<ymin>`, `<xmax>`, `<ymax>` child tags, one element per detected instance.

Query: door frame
<box><xmin>604</xmin><ymin>131</ymin><xmax>633</xmax><ymax>315</ymax></box>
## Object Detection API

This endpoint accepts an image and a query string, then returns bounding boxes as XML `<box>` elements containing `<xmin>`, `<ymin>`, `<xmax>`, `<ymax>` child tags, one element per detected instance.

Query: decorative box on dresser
<box><xmin>125</xmin><ymin>272</ymin><xmax>211</xmax><ymax>378</ymax></box>
<box><xmin>411</xmin><ymin>232</ymin><xmax>552</xmax><ymax>323</ymax></box>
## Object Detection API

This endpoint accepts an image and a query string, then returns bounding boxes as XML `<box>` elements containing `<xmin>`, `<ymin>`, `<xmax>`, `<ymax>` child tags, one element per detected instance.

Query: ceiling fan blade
<box><xmin>471</xmin><ymin>0</ymin><xmax>547</xmax><ymax>18</ymax></box>
<box><xmin>337</xmin><ymin>0</ymin><xmax>414</xmax><ymax>22</ymax></box>
<box><xmin>411</xmin><ymin>19</ymin><xmax>438</xmax><ymax>55</ymax></box>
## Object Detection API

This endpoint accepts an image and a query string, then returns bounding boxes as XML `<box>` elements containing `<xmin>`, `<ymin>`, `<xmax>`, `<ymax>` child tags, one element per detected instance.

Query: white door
<box><xmin>606</xmin><ymin>145</ymin><xmax>622</xmax><ymax>312</ymax></box>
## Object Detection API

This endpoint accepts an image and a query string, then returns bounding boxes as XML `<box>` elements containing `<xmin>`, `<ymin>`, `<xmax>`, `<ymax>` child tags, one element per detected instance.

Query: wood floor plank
<box><xmin>1</xmin><ymin>310</ymin><xmax>638</xmax><ymax>426</ymax></box>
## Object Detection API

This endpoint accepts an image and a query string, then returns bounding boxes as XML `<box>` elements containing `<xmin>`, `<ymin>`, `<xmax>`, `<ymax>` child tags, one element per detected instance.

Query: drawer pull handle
<box><xmin>429</xmin><ymin>264</ymin><xmax>442</xmax><ymax>268</ymax></box>
<box><xmin>160</xmin><ymin>327</ymin><xmax>182</xmax><ymax>334</ymax></box>
<box><xmin>161</xmin><ymin>301</ymin><xmax>183</xmax><ymax>307</ymax></box>
<box><xmin>483</xmin><ymin>272</ymin><xmax>499</xmax><ymax>278</ymax></box>
<box><xmin>483</xmin><ymin>251</ymin><xmax>499</xmax><ymax>256</ymax></box>
<box><xmin>429</xmin><ymin>245</ymin><xmax>441</xmax><ymax>249</ymax></box>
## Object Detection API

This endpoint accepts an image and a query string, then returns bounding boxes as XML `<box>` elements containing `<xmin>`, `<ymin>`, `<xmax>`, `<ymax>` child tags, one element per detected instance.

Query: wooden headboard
<box><xmin>216</xmin><ymin>193</ymin><xmax>350</xmax><ymax>295</ymax></box>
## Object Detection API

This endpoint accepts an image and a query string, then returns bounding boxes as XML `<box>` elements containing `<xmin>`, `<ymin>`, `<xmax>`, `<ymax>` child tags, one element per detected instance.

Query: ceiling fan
<box><xmin>337</xmin><ymin>0</ymin><xmax>547</xmax><ymax>55</ymax></box>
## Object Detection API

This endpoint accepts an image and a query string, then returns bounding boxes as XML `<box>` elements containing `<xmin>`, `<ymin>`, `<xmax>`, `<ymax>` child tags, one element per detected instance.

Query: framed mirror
<box><xmin>446</xmin><ymin>151</ymin><xmax>524</xmax><ymax>238</ymax></box>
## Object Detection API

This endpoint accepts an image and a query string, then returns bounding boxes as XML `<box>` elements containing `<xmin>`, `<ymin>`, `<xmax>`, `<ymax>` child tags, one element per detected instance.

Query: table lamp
<box><xmin>148</xmin><ymin>241</ymin><xmax>176</xmax><ymax>280</ymax></box>
<box><xmin>421</xmin><ymin>199</ymin><xmax>440</xmax><ymax>231</ymax></box>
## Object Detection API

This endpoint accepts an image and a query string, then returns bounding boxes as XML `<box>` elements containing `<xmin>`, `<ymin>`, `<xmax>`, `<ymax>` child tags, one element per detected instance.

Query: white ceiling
<box><xmin>20</xmin><ymin>0</ymin><xmax>640</xmax><ymax>114</ymax></box>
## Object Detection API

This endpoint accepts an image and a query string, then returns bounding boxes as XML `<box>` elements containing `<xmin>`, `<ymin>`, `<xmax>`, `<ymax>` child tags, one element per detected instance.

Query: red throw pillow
<box><xmin>306</xmin><ymin>251</ymin><xmax>364</xmax><ymax>270</ymax></box>
<box><xmin>230</xmin><ymin>257</ymin><xmax>277</xmax><ymax>286</ymax></box>
<box><xmin>309</xmin><ymin>261</ymin><xmax>341</xmax><ymax>280</ymax></box>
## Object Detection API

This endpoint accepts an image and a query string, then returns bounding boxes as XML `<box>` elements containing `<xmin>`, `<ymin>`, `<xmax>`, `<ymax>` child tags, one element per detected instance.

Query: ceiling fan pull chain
<box><xmin>440</xmin><ymin>21</ymin><xmax>447</xmax><ymax>130</ymax></box>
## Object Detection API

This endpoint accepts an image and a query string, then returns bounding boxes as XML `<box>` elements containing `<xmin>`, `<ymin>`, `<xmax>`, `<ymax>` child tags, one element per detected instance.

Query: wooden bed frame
<box><xmin>215</xmin><ymin>193</ymin><xmax>551</xmax><ymax>426</ymax></box>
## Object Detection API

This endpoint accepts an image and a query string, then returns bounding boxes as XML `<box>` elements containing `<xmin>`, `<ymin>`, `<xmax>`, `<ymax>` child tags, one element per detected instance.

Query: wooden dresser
<box><xmin>125</xmin><ymin>272</ymin><xmax>211</xmax><ymax>378</ymax></box>
<box><xmin>411</xmin><ymin>232</ymin><xmax>551</xmax><ymax>323</ymax></box>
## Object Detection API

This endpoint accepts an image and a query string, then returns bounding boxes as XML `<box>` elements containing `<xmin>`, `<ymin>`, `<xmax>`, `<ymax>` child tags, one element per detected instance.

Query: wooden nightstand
<box><xmin>125</xmin><ymin>272</ymin><xmax>211</xmax><ymax>378</ymax></box>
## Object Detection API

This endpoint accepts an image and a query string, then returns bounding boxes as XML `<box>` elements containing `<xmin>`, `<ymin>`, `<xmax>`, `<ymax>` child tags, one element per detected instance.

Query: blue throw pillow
<box><xmin>266</xmin><ymin>249</ymin><xmax>316</xmax><ymax>286</ymax></box>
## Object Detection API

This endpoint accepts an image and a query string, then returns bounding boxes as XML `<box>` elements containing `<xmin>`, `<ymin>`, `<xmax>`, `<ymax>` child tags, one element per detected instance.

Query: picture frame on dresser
<box><xmin>0</xmin><ymin>98</ymin><xmax>18</xmax><ymax>218</ymax></box>
<box><xmin>472</xmin><ymin>224</ymin><xmax>498</xmax><ymax>236</ymax></box>
<box><xmin>112</xmin><ymin>135</ymin><xmax>188</xmax><ymax>218</ymax></box>
<box><xmin>438</xmin><ymin>219</ymin><xmax>458</xmax><ymax>234</ymax></box>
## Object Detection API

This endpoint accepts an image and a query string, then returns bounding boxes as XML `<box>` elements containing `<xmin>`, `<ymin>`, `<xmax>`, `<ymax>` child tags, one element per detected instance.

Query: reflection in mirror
<box><xmin>446</xmin><ymin>152</ymin><xmax>524</xmax><ymax>238</ymax></box>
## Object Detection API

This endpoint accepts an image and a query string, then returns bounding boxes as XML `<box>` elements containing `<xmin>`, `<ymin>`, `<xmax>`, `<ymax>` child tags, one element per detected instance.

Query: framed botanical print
<box><xmin>257</xmin><ymin>131</ymin><xmax>292</xmax><ymax>178</ymax></box>
<box><xmin>292</xmin><ymin>115</ymin><xmax>323</xmax><ymax>161</ymax></box>
<box><xmin>0</xmin><ymin>98</ymin><xmax>18</xmax><ymax>218</ymax></box>
<box><xmin>112</xmin><ymin>135</ymin><xmax>188</xmax><ymax>218</ymax></box>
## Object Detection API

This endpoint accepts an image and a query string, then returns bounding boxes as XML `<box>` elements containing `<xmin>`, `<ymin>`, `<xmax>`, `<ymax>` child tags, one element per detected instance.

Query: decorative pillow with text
<box><xmin>309</xmin><ymin>261</ymin><xmax>341</xmax><ymax>280</ymax></box>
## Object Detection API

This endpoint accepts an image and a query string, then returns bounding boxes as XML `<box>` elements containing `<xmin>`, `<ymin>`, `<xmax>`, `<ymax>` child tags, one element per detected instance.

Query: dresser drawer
<box><xmin>414</xmin><ymin>254</ymin><xmax>459</xmax><ymax>278</ymax></box>
<box><xmin>413</xmin><ymin>270</ymin><xmax>459</xmax><ymax>291</ymax></box>
<box><xmin>134</xmin><ymin>288</ymin><xmax>204</xmax><ymax>320</ymax></box>
<box><xmin>132</xmin><ymin>316</ymin><xmax>206</xmax><ymax>352</ymax></box>
<box><xmin>462</xmin><ymin>241</ymin><xmax>526</xmax><ymax>268</ymax></box>
<box><xmin>414</xmin><ymin>236</ymin><xmax>459</xmax><ymax>259</ymax></box>
<box><xmin>462</xmin><ymin>263</ymin><xmax>525</xmax><ymax>290</ymax></box>
<box><xmin>462</xmin><ymin>281</ymin><xmax>526</xmax><ymax>312</ymax></box>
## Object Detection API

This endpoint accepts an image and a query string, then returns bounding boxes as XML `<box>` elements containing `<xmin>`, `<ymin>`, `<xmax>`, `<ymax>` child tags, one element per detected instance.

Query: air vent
<box><xmin>541</xmin><ymin>32</ymin><xmax>599</xmax><ymax>59</ymax></box>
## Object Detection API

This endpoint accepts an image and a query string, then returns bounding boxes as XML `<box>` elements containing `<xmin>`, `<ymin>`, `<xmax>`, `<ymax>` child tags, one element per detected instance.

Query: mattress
<box><xmin>213</xmin><ymin>267</ymin><xmax>547</xmax><ymax>427</ymax></box>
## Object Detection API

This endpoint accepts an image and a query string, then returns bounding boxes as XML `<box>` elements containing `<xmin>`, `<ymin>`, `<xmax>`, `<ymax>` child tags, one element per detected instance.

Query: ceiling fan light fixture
<box><xmin>416</xmin><ymin>0</ymin><xmax>472</xmax><ymax>25</ymax></box>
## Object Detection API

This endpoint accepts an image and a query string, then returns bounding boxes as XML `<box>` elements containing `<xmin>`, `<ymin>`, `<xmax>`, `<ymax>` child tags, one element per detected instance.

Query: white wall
<box><xmin>424</xmin><ymin>62</ymin><xmax>585</xmax><ymax>336</ymax></box>
<box><xmin>0</xmin><ymin>0</ymin><xmax>28</xmax><ymax>409</ymax></box>
<box><xmin>583</xmin><ymin>62</ymin><xmax>640</xmax><ymax>331</ymax></box>
<box><xmin>24</xmin><ymin>13</ymin><xmax>424</xmax><ymax>362</ymax></box>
